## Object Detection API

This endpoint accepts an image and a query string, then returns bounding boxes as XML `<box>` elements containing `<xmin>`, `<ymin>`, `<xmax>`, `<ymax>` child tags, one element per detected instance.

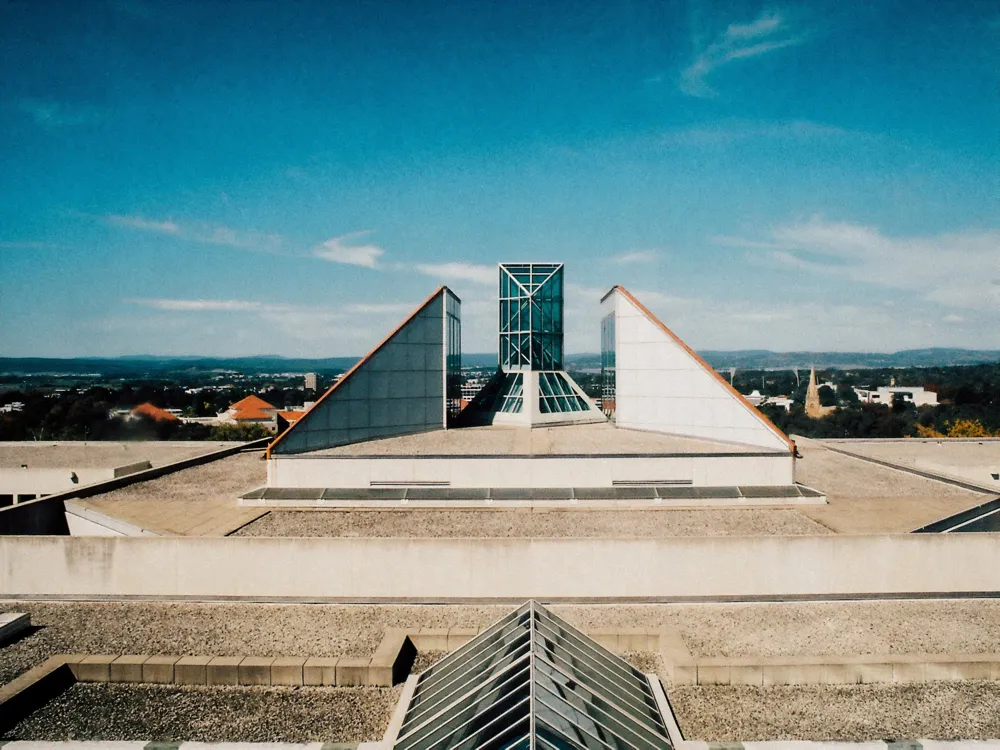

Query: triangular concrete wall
<box><xmin>603</xmin><ymin>287</ymin><xmax>792</xmax><ymax>452</ymax></box>
<box><xmin>268</xmin><ymin>287</ymin><xmax>458</xmax><ymax>456</ymax></box>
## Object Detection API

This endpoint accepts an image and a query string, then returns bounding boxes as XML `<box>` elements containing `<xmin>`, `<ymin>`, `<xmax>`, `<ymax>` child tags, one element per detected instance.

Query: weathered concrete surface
<box><xmin>3</xmin><ymin>533</ymin><xmax>1000</xmax><ymax>600</ymax></box>
<box><xmin>794</xmin><ymin>438</ymin><xmax>991</xmax><ymax>533</ymax></box>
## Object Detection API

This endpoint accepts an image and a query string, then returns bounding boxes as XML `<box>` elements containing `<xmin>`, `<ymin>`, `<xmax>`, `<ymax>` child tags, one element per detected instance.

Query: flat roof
<box><xmin>300</xmin><ymin>423</ymin><xmax>769</xmax><ymax>457</ymax></box>
<box><xmin>73</xmin><ymin>451</ymin><xmax>267</xmax><ymax>536</ymax></box>
<box><xmin>793</xmin><ymin>438</ymin><xmax>994</xmax><ymax>534</ymax></box>
<box><xmin>0</xmin><ymin>441</ymin><xmax>241</xmax><ymax>469</ymax></box>
<box><xmin>234</xmin><ymin>508</ymin><xmax>832</xmax><ymax>538</ymax></box>
<box><xmin>823</xmin><ymin>438</ymin><xmax>1000</xmax><ymax>491</ymax></box>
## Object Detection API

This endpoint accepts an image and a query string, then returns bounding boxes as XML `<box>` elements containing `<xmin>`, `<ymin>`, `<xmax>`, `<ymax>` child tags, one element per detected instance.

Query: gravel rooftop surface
<box><xmin>233</xmin><ymin>508</ymin><xmax>832</xmax><ymax>537</ymax></box>
<box><xmin>792</xmin><ymin>438</ymin><xmax>989</xmax><ymax>533</ymax></box>
<box><xmin>0</xmin><ymin>441</ymin><xmax>238</xmax><ymax>469</ymax></box>
<box><xmin>823</xmin><ymin>439</ymin><xmax>1000</xmax><ymax>491</ymax></box>
<box><xmin>85</xmin><ymin>451</ymin><xmax>265</xmax><ymax>505</ymax></box>
<box><xmin>5</xmin><ymin>599</ymin><xmax>1000</xmax><ymax>687</ymax></box>
<box><xmin>309</xmin><ymin>423</ymin><xmax>758</xmax><ymax>456</ymax></box>
<box><xmin>3</xmin><ymin>683</ymin><xmax>399</xmax><ymax>742</ymax></box>
<box><xmin>669</xmin><ymin>682</ymin><xmax>1000</xmax><ymax>741</ymax></box>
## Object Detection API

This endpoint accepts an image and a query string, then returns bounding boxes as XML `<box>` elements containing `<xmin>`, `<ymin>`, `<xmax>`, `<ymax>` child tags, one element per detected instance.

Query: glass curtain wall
<box><xmin>600</xmin><ymin>312</ymin><xmax>616</xmax><ymax>417</ymax></box>
<box><xmin>446</xmin><ymin>292</ymin><xmax>462</xmax><ymax>420</ymax></box>
<box><xmin>499</xmin><ymin>263</ymin><xmax>563</xmax><ymax>372</ymax></box>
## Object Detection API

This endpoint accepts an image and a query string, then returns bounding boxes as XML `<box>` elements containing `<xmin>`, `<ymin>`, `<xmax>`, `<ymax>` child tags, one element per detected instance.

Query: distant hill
<box><xmin>1</xmin><ymin>348</ymin><xmax>996</xmax><ymax>377</ymax></box>
<box><xmin>696</xmin><ymin>348</ymin><xmax>1000</xmax><ymax>369</ymax></box>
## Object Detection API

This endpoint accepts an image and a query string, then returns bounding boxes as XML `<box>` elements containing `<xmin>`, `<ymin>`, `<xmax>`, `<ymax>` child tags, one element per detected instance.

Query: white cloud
<box><xmin>415</xmin><ymin>262</ymin><xmax>496</xmax><ymax>285</ymax></box>
<box><xmin>314</xmin><ymin>232</ymin><xmax>384</xmax><ymax>268</ymax></box>
<box><xmin>721</xmin><ymin>218</ymin><xmax>1000</xmax><ymax>311</ymax></box>
<box><xmin>680</xmin><ymin>8</ymin><xmax>807</xmax><ymax>97</ymax></box>
<box><xmin>106</xmin><ymin>214</ymin><xmax>180</xmax><ymax>234</ymax></box>
<box><xmin>127</xmin><ymin>298</ymin><xmax>290</xmax><ymax>313</ymax></box>
<box><xmin>613</xmin><ymin>250</ymin><xmax>660</xmax><ymax>264</ymax></box>
<box><xmin>943</xmin><ymin>314</ymin><xmax>964</xmax><ymax>323</ymax></box>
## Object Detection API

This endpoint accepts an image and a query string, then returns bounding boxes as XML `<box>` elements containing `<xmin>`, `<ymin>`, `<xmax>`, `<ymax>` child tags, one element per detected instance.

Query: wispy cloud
<box><xmin>102</xmin><ymin>214</ymin><xmax>283</xmax><ymax>252</ymax></box>
<box><xmin>106</xmin><ymin>214</ymin><xmax>180</xmax><ymax>234</ymax></box>
<box><xmin>720</xmin><ymin>218</ymin><xmax>1000</xmax><ymax>310</ymax></box>
<box><xmin>17</xmin><ymin>99</ymin><xmax>104</xmax><ymax>128</ymax></box>
<box><xmin>414</xmin><ymin>262</ymin><xmax>496</xmax><ymax>285</ymax></box>
<box><xmin>613</xmin><ymin>250</ymin><xmax>660</xmax><ymax>264</ymax></box>
<box><xmin>313</xmin><ymin>231</ymin><xmax>385</xmax><ymax>268</ymax></box>
<box><xmin>660</xmin><ymin>120</ymin><xmax>850</xmax><ymax>147</ymax></box>
<box><xmin>127</xmin><ymin>298</ymin><xmax>282</xmax><ymax>312</ymax></box>
<box><xmin>680</xmin><ymin>8</ymin><xmax>807</xmax><ymax>97</ymax></box>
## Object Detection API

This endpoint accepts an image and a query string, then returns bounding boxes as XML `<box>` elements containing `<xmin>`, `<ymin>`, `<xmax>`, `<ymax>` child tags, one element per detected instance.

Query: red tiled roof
<box><xmin>229</xmin><ymin>395</ymin><xmax>276</xmax><ymax>412</ymax></box>
<box><xmin>277</xmin><ymin>410</ymin><xmax>305</xmax><ymax>423</ymax></box>
<box><xmin>228</xmin><ymin>394</ymin><xmax>277</xmax><ymax>422</ymax></box>
<box><xmin>131</xmin><ymin>403</ymin><xmax>180</xmax><ymax>422</ymax></box>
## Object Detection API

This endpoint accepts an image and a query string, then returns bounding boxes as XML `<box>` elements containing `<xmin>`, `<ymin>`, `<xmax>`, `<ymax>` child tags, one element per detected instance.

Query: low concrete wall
<box><xmin>2</xmin><ymin>533</ymin><xmax>1000</xmax><ymax>601</ymax></box>
<box><xmin>267</xmin><ymin>452</ymin><xmax>794</xmax><ymax>489</ymax></box>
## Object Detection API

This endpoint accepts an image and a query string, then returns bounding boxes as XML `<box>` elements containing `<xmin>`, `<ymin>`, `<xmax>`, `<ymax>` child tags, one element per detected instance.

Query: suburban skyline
<box><xmin>2</xmin><ymin>0</ymin><xmax>998</xmax><ymax>357</ymax></box>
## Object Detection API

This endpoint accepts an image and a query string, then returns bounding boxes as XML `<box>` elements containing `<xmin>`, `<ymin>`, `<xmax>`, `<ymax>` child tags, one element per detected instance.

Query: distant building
<box><xmin>805</xmin><ymin>367</ymin><xmax>837</xmax><ymax>419</ymax></box>
<box><xmin>304</xmin><ymin>372</ymin><xmax>318</xmax><ymax>391</ymax></box>
<box><xmin>855</xmin><ymin>385</ymin><xmax>938</xmax><ymax>407</ymax></box>
<box><xmin>218</xmin><ymin>395</ymin><xmax>279</xmax><ymax>432</ymax></box>
<box><xmin>129</xmin><ymin>403</ymin><xmax>180</xmax><ymax>423</ymax></box>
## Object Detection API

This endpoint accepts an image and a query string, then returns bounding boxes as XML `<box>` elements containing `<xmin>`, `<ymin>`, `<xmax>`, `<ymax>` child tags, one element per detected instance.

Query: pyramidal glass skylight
<box><xmin>393</xmin><ymin>601</ymin><xmax>674</xmax><ymax>750</ymax></box>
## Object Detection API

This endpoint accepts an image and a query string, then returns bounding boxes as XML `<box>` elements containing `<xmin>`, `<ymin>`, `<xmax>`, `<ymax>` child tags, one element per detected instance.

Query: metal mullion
<box><xmin>405</xmin><ymin>635</ymin><xmax>531</xmax><ymax>725</ymax></box>
<box><xmin>535</xmin><ymin>644</ymin><xmax>657</xmax><ymax>729</ymax></box>
<box><xmin>534</xmin><ymin>682</ymin><xmax>644</xmax><ymax>750</ymax></box>
<box><xmin>415</xmin><ymin>631</ymin><xmax>529</xmax><ymax>715</ymax></box>
<box><xmin>469</xmin><ymin>725</ymin><xmax>531</xmax><ymax>750</ymax></box>
<box><xmin>418</xmin><ymin>607</ymin><xmax>528</xmax><ymax>688</ymax></box>
<box><xmin>529</xmin><ymin>604</ymin><xmax>538</xmax><ymax>750</ymax></box>
<box><xmin>398</xmin><ymin>657</ymin><xmax>531</xmax><ymax>749</ymax></box>
<box><xmin>533</xmin><ymin>703</ymin><xmax>617</xmax><ymax>750</ymax></box>
<box><xmin>536</xmin><ymin>641</ymin><xmax>655</xmax><ymax>727</ymax></box>
<box><xmin>405</xmin><ymin>638</ymin><xmax>531</xmax><ymax>731</ymax></box>
<box><xmin>533</xmin><ymin>620</ymin><xmax>653</xmax><ymax>709</ymax></box>
<box><xmin>533</xmin><ymin>616</ymin><xmax>651</xmax><ymax>692</ymax></box>
<box><xmin>534</xmin><ymin>652</ymin><xmax>668</xmax><ymax>744</ymax></box>
<box><xmin>419</xmin><ymin>614</ymin><xmax>526</xmax><ymax>691</ymax></box>
<box><xmin>416</xmin><ymin>686</ymin><xmax>530</xmax><ymax>750</ymax></box>
<box><xmin>534</xmin><ymin>659</ymin><xmax>667</xmax><ymax>750</ymax></box>
<box><xmin>536</xmin><ymin>730</ymin><xmax>584</xmax><ymax>750</ymax></box>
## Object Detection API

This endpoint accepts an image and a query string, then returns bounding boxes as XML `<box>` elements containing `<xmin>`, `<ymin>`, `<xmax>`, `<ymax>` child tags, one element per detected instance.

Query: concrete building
<box><xmin>2</xmin><ymin>262</ymin><xmax>1000</xmax><ymax>746</ymax></box>
<box><xmin>304</xmin><ymin>372</ymin><xmax>318</xmax><ymax>391</ymax></box>
<box><xmin>261</xmin><ymin>267</ymin><xmax>799</xmax><ymax>501</ymax></box>
<box><xmin>855</xmin><ymin>385</ymin><xmax>939</xmax><ymax>407</ymax></box>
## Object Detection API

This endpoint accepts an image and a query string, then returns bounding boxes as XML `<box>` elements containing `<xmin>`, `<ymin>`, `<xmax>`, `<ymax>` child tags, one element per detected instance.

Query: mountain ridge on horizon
<box><xmin>1</xmin><ymin>348</ymin><xmax>998</xmax><ymax>375</ymax></box>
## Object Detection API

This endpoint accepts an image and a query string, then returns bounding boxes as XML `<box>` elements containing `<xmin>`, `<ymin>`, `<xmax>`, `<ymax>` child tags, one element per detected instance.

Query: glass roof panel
<box><xmin>394</xmin><ymin>601</ymin><xmax>673</xmax><ymax>750</ymax></box>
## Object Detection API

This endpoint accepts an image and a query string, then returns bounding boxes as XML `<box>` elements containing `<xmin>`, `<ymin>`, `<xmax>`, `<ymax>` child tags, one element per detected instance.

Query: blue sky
<box><xmin>2</xmin><ymin>0</ymin><xmax>998</xmax><ymax>357</ymax></box>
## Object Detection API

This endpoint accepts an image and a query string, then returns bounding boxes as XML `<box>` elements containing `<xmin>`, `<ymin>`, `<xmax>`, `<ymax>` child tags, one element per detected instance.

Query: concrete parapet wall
<box><xmin>3</xmin><ymin>533</ymin><xmax>1000</xmax><ymax>600</ymax></box>
<box><xmin>671</xmin><ymin>653</ymin><xmax>1000</xmax><ymax>686</ymax></box>
<box><xmin>267</xmin><ymin>452</ymin><xmax>794</xmax><ymax>489</ymax></box>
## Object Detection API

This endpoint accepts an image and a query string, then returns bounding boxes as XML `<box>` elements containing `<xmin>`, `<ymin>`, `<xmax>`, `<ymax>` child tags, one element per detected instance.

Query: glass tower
<box><xmin>499</xmin><ymin>263</ymin><xmax>564</xmax><ymax>371</ymax></box>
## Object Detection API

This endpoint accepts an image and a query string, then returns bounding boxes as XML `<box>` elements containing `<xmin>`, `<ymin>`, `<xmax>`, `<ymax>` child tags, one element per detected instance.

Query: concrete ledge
<box><xmin>670</xmin><ymin>653</ymin><xmax>1000</xmax><ymax>686</ymax></box>
<box><xmin>0</xmin><ymin>655</ymin><xmax>76</xmax><ymax>732</ymax></box>
<box><xmin>304</xmin><ymin>656</ymin><xmax>340</xmax><ymax>686</ymax></box>
<box><xmin>143</xmin><ymin>654</ymin><xmax>179</xmax><ymax>683</ymax></box>
<box><xmin>207</xmin><ymin>656</ymin><xmax>242</xmax><ymax>686</ymax></box>
<box><xmin>176</xmin><ymin>655</ymin><xmax>212</xmax><ymax>685</ymax></box>
<box><xmin>110</xmin><ymin>654</ymin><xmax>148</xmax><ymax>683</ymax></box>
<box><xmin>0</xmin><ymin>611</ymin><xmax>30</xmax><ymax>643</ymax></box>
<box><xmin>370</xmin><ymin>629</ymin><xmax>416</xmax><ymax>687</ymax></box>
